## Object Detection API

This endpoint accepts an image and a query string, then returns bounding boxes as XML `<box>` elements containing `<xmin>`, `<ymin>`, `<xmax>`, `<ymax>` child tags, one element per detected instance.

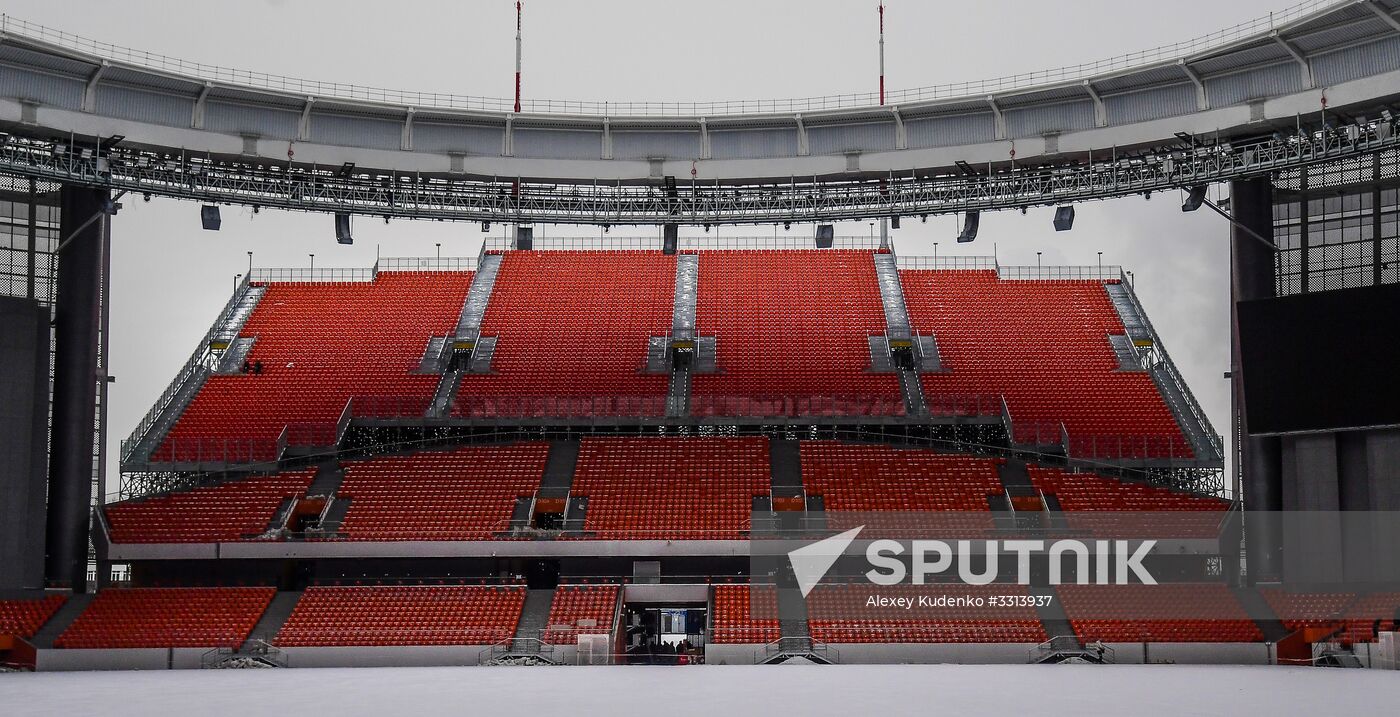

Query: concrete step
<box><xmin>243</xmin><ymin>590</ymin><xmax>303</xmax><ymax>650</ymax></box>
<box><xmin>513</xmin><ymin>588</ymin><xmax>557</xmax><ymax>644</ymax></box>
<box><xmin>306</xmin><ymin>460</ymin><xmax>345</xmax><ymax>496</ymax></box>
<box><xmin>769</xmin><ymin>437</ymin><xmax>804</xmax><ymax>499</ymax></box>
<box><xmin>539</xmin><ymin>440</ymin><xmax>579</xmax><ymax>498</ymax></box>
<box><xmin>1232</xmin><ymin>586</ymin><xmax>1292</xmax><ymax>643</ymax></box>
<box><xmin>1030</xmin><ymin>585</ymin><xmax>1076</xmax><ymax>644</ymax></box>
<box><xmin>30</xmin><ymin>593</ymin><xmax>93</xmax><ymax>649</ymax></box>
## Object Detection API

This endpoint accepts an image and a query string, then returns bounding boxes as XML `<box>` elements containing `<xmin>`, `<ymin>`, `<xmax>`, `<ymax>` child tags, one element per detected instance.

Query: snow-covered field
<box><xmin>0</xmin><ymin>663</ymin><xmax>1390</xmax><ymax>716</ymax></box>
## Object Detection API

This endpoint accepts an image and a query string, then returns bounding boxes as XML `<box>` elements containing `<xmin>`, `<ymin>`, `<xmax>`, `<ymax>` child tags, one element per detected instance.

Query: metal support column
<box><xmin>1230</xmin><ymin>177</ymin><xmax>1282</xmax><ymax>583</ymax></box>
<box><xmin>45</xmin><ymin>185</ymin><xmax>108</xmax><ymax>591</ymax></box>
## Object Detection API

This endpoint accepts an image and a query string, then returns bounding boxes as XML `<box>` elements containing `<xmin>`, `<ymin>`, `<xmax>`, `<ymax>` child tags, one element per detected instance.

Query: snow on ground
<box><xmin>0</xmin><ymin>664</ymin><xmax>1392</xmax><ymax>717</ymax></box>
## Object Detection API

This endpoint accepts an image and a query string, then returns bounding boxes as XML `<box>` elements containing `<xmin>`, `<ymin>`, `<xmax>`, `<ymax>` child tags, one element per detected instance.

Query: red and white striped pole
<box><xmin>514</xmin><ymin>1</ymin><xmax>523</xmax><ymax>113</ymax></box>
<box><xmin>878</xmin><ymin>2</ymin><xmax>885</xmax><ymax>106</ymax></box>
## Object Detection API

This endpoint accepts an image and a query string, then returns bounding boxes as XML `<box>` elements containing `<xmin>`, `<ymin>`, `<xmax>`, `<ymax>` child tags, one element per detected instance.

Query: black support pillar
<box><xmin>44</xmin><ymin>186</ymin><xmax>108</xmax><ymax>591</ymax></box>
<box><xmin>1230</xmin><ymin>177</ymin><xmax>1282</xmax><ymax>583</ymax></box>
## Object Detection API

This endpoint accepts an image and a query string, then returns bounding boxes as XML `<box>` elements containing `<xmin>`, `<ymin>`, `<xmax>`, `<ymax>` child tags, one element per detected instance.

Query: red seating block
<box><xmin>274</xmin><ymin>585</ymin><xmax>525</xmax><ymax>646</ymax></box>
<box><xmin>571</xmin><ymin>437</ymin><xmax>770</xmax><ymax>540</ymax></box>
<box><xmin>103</xmin><ymin>469</ymin><xmax>316</xmax><ymax>543</ymax></box>
<box><xmin>1057</xmin><ymin>584</ymin><xmax>1263</xmax><ymax>642</ymax></box>
<box><xmin>806</xmin><ymin>584</ymin><xmax>1046</xmax><ymax>643</ymax></box>
<box><xmin>453</xmin><ymin>251</ymin><xmax>673</xmax><ymax>418</ymax></box>
<box><xmin>691</xmin><ymin>250</ymin><xmax>903</xmax><ymax>417</ymax></box>
<box><xmin>541</xmin><ymin>584</ymin><xmax>620</xmax><ymax>644</ymax></box>
<box><xmin>801</xmin><ymin>442</ymin><xmax>1001</xmax><ymax>531</ymax></box>
<box><xmin>1259</xmin><ymin>589</ymin><xmax>1356</xmax><ymax>633</ymax></box>
<box><xmin>55</xmin><ymin>587</ymin><xmax>274</xmax><ymax>649</ymax></box>
<box><xmin>0</xmin><ymin>595</ymin><xmax>66</xmax><ymax>638</ymax></box>
<box><xmin>900</xmin><ymin>270</ymin><xmax>1190</xmax><ymax>457</ymax></box>
<box><xmin>1029</xmin><ymin>465</ymin><xmax>1228</xmax><ymax>537</ymax></box>
<box><xmin>159</xmin><ymin>271</ymin><xmax>473</xmax><ymax>461</ymax></box>
<box><xmin>336</xmin><ymin>444</ymin><xmax>548</xmax><ymax>541</ymax></box>
<box><xmin>711</xmin><ymin>584</ymin><xmax>781</xmax><ymax>644</ymax></box>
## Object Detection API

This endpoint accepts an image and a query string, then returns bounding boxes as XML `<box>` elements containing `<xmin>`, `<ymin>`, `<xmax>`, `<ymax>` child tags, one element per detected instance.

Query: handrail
<box><xmin>0</xmin><ymin>1</ymin><xmax>1348</xmax><ymax>117</ymax></box>
<box><xmin>1118</xmin><ymin>269</ymin><xmax>1225</xmax><ymax>460</ymax></box>
<box><xmin>120</xmin><ymin>273</ymin><xmax>251</xmax><ymax>463</ymax></box>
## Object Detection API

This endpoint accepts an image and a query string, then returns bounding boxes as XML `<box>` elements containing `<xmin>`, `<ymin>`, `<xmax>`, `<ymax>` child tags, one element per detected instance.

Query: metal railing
<box><xmin>895</xmin><ymin>255</ymin><xmax>999</xmax><ymax>271</ymax></box>
<box><xmin>1117</xmin><ymin>271</ymin><xmax>1226</xmax><ymax>461</ymax></box>
<box><xmin>119</xmin><ymin>273</ymin><xmax>251</xmax><ymax>464</ymax></box>
<box><xmin>376</xmin><ymin>256</ymin><xmax>478</xmax><ymax>272</ymax></box>
<box><xmin>5</xmin><ymin>119</ymin><xmax>1399</xmax><ymax>224</ymax></box>
<box><xmin>0</xmin><ymin>1</ymin><xmax>1347</xmax><ymax>116</ymax></box>
<box><xmin>998</xmin><ymin>265</ymin><xmax>1124</xmax><ymax>281</ymax></box>
<box><xmin>248</xmin><ymin>266</ymin><xmax>376</xmax><ymax>283</ymax></box>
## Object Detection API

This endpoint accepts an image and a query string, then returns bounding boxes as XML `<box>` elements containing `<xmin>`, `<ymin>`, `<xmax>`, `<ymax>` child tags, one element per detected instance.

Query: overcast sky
<box><xmin>2</xmin><ymin>0</ymin><xmax>1292</xmax><ymax>496</ymax></box>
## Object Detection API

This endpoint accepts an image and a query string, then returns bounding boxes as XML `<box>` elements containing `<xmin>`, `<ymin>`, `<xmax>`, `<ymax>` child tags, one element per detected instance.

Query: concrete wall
<box><xmin>1102</xmin><ymin>642</ymin><xmax>1271</xmax><ymax>665</ymax></box>
<box><xmin>0</xmin><ymin>296</ymin><xmax>51</xmax><ymax>590</ymax></box>
<box><xmin>36</xmin><ymin>648</ymin><xmax>207</xmax><ymax>671</ymax></box>
<box><xmin>279</xmin><ymin>645</ymin><xmax>491</xmax><ymax>668</ymax></box>
<box><xmin>705</xmin><ymin>644</ymin><xmax>762</xmax><ymax>665</ymax></box>
<box><xmin>829</xmin><ymin>642</ymin><xmax>1036</xmax><ymax>665</ymax></box>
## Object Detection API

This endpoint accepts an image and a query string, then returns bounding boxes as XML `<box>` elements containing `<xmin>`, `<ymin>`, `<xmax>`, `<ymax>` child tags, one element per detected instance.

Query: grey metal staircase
<box><xmin>1104</xmin><ymin>280</ymin><xmax>1223</xmax><ymax>464</ymax></box>
<box><xmin>121</xmin><ymin>279</ymin><xmax>266</xmax><ymax>470</ymax></box>
<box><xmin>242</xmin><ymin>591</ymin><xmax>303</xmax><ymax>650</ymax></box>
<box><xmin>514</xmin><ymin>589</ymin><xmax>557</xmax><ymax>644</ymax></box>
<box><xmin>428</xmin><ymin>254</ymin><xmax>504</xmax><ymax>417</ymax></box>
<box><xmin>29</xmin><ymin>593</ymin><xmax>93</xmax><ymax>649</ymax></box>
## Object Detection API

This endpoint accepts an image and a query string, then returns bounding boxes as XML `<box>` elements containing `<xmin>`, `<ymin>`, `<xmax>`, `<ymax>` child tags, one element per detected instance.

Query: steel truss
<box><xmin>2</xmin><ymin>117</ymin><xmax>1399</xmax><ymax>225</ymax></box>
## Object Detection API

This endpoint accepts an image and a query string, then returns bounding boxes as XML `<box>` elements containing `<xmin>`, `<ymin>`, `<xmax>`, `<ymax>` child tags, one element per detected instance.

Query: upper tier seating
<box><xmin>900</xmin><ymin>270</ymin><xmax>1188</xmax><ymax>457</ymax></box>
<box><xmin>801</xmin><ymin>442</ymin><xmax>1002</xmax><ymax>532</ymax></box>
<box><xmin>541</xmin><ymin>584</ymin><xmax>620</xmax><ymax>644</ymax></box>
<box><xmin>55</xmin><ymin>587</ymin><xmax>274</xmax><ymax>648</ymax></box>
<box><xmin>691</xmin><ymin>251</ymin><xmax>903</xmax><ymax>417</ymax></box>
<box><xmin>453</xmin><ymin>252</ymin><xmax>673</xmax><ymax>418</ymax></box>
<box><xmin>1056</xmin><ymin>584</ymin><xmax>1263</xmax><ymax>642</ymax></box>
<box><xmin>274</xmin><ymin>585</ymin><xmax>526</xmax><ymax>646</ymax></box>
<box><xmin>336</xmin><ymin>444</ymin><xmax>548</xmax><ymax>541</ymax></box>
<box><xmin>159</xmin><ymin>272</ymin><xmax>473</xmax><ymax>462</ymax></box>
<box><xmin>0</xmin><ymin>595</ymin><xmax>66</xmax><ymax>638</ymax></box>
<box><xmin>806</xmin><ymin>584</ymin><xmax>1046</xmax><ymax>643</ymax></box>
<box><xmin>1028</xmin><ymin>465</ymin><xmax>1228</xmax><ymax>537</ymax></box>
<box><xmin>711</xmin><ymin>584</ymin><xmax>781</xmax><ymax>644</ymax></box>
<box><xmin>103</xmin><ymin>469</ymin><xmax>316</xmax><ymax>543</ymax></box>
<box><xmin>571</xmin><ymin>437</ymin><xmax>770</xmax><ymax>540</ymax></box>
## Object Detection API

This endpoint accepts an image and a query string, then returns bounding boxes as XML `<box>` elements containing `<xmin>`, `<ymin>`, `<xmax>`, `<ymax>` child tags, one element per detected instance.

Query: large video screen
<box><xmin>1238</xmin><ymin>282</ymin><xmax>1400</xmax><ymax>435</ymax></box>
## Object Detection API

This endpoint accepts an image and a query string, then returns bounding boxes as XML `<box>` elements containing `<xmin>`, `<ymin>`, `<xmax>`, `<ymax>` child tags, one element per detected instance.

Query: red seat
<box><xmin>274</xmin><ymin>584</ymin><xmax>525</xmax><ymax>646</ymax></box>
<box><xmin>540</xmin><ymin>584</ymin><xmax>620</xmax><ymax>645</ymax></box>
<box><xmin>56</xmin><ymin>587</ymin><xmax>274</xmax><ymax>649</ymax></box>
<box><xmin>0</xmin><ymin>595</ymin><xmax>67</xmax><ymax>639</ymax></box>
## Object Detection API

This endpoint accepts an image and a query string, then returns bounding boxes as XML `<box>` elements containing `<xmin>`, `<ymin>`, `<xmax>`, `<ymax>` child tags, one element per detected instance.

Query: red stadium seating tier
<box><xmin>806</xmin><ymin>584</ymin><xmax>1047</xmax><ymax>643</ymax></box>
<box><xmin>1259</xmin><ymin>589</ymin><xmax>1357</xmax><ymax>633</ymax></box>
<box><xmin>1339</xmin><ymin>592</ymin><xmax>1400</xmax><ymax>643</ymax></box>
<box><xmin>899</xmin><ymin>270</ymin><xmax>1189</xmax><ymax>457</ymax></box>
<box><xmin>273</xmin><ymin>585</ymin><xmax>526</xmax><ymax>647</ymax></box>
<box><xmin>800</xmin><ymin>442</ymin><xmax>1002</xmax><ymax>532</ymax></box>
<box><xmin>55</xmin><ymin>587</ymin><xmax>275</xmax><ymax>649</ymax></box>
<box><xmin>711</xmin><ymin>584</ymin><xmax>782</xmax><ymax>644</ymax></box>
<box><xmin>103</xmin><ymin>469</ymin><xmax>316</xmax><ymax>543</ymax></box>
<box><xmin>541</xmin><ymin>584</ymin><xmax>620</xmax><ymax>644</ymax></box>
<box><xmin>1028</xmin><ymin>465</ymin><xmax>1228</xmax><ymax>537</ymax></box>
<box><xmin>158</xmin><ymin>272</ymin><xmax>474</xmax><ymax>462</ymax></box>
<box><xmin>1056</xmin><ymin>584</ymin><xmax>1263</xmax><ymax>643</ymax></box>
<box><xmin>335</xmin><ymin>444</ymin><xmax>549</xmax><ymax>541</ymax></box>
<box><xmin>571</xmin><ymin>437</ymin><xmax>770</xmax><ymax>540</ymax></box>
<box><xmin>0</xmin><ymin>595</ymin><xmax>66</xmax><ymax>638</ymax></box>
<box><xmin>452</xmin><ymin>251</ymin><xmax>674</xmax><ymax>418</ymax></box>
<box><xmin>691</xmin><ymin>251</ymin><xmax>904</xmax><ymax>417</ymax></box>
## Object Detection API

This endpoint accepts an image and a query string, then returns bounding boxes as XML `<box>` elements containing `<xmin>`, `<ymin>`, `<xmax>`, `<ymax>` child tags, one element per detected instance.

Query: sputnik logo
<box><xmin>787</xmin><ymin>525</ymin><xmax>864</xmax><ymax>597</ymax></box>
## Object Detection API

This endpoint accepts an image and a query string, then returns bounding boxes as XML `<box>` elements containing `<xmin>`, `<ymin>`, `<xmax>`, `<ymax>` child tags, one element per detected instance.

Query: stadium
<box><xmin>1</xmin><ymin>0</ymin><xmax>1399</xmax><ymax>713</ymax></box>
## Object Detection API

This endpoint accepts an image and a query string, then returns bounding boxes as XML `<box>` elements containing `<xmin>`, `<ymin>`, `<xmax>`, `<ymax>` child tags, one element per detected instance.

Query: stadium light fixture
<box><xmin>956</xmin><ymin>211</ymin><xmax>979</xmax><ymax>243</ymax></box>
<box><xmin>1053</xmin><ymin>206</ymin><xmax>1075</xmax><ymax>231</ymax></box>
<box><xmin>200</xmin><ymin>205</ymin><xmax>221</xmax><ymax>231</ymax></box>
<box><xmin>334</xmin><ymin>213</ymin><xmax>353</xmax><ymax>244</ymax></box>
<box><xmin>890</xmin><ymin>215</ymin><xmax>901</xmax><ymax>229</ymax></box>
<box><xmin>1182</xmin><ymin>186</ymin><xmax>1208</xmax><ymax>212</ymax></box>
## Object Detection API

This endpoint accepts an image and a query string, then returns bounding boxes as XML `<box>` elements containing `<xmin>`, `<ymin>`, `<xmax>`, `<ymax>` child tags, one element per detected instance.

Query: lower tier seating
<box><xmin>1056</xmin><ymin>584</ymin><xmax>1263</xmax><ymax>642</ymax></box>
<box><xmin>274</xmin><ymin>585</ymin><xmax>526</xmax><ymax>646</ymax></box>
<box><xmin>55</xmin><ymin>587</ymin><xmax>274</xmax><ymax>649</ymax></box>
<box><xmin>806</xmin><ymin>584</ymin><xmax>1046</xmax><ymax>643</ymax></box>
<box><xmin>103</xmin><ymin>469</ymin><xmax>316</xmax><ymax>543</ymax></box>
<box><xmin>801</xmin><ymin>442</ymin><xmax>1002</xmax><ymax>532</ymax></box>
<box><xmin>1340</xmin><ymin>592</ymin><xmax>1400</xmax><ymax>643</ymax></box>
<box><xmin>0</xmin><ymin>595</ymin><xmax>67</xmax><ymax>638</ymax></box>
<box><xmin>336</xmin><ymin>444</ymin><xmax>548</xmax><ymax>541</ymax></box>
<box><xmin>541</xmin><ymin>584</ymin><xmax>619</xmax><ymax>645</ymax></box>
<box><xmin>571</xmin><ymin>437</ymin><xmax>770</xmax><ymax>540</ymax></box>
<box><xmin>1260</xmin><ymin>589</ymin><xmax>1356</xmax><ymax>633</ymax></box>
<box><xmin>1029</xmin><ymin>465</ymin><xmax>1228</xmax><ymax>537</ymax></box>
<box><xmin>711</xmin><ymin>585</ymin><xmax>782</xmax><ymax>644</ymax></box>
